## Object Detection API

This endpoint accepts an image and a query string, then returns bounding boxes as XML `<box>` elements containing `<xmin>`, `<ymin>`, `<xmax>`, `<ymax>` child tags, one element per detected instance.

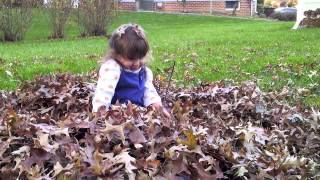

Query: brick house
<box><xmin>117</xmin><ymin>0</ymin><xmax>257</xmax><ymax>16</ymax></box>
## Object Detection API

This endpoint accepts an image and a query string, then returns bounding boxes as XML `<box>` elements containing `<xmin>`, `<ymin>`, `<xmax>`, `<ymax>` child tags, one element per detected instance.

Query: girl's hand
<box><xmin>150</xmin><ymin>102</ymin><xmax>171</xmax><ymax>119</ymax></box>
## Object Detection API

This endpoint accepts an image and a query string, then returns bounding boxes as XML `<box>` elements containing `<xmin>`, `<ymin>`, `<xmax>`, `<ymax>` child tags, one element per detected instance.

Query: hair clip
<box><xmin>114</xmin><ymin>23</ymin><xmax>146</xmax><ymax>39</ymax></box>
<box><xmin>132</xmin><ymin>24</ymin><xmax>146</xmax><ymax>39</ymax></box>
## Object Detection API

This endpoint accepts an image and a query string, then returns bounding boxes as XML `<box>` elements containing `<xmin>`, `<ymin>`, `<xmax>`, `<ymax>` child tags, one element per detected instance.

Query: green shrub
<box><xmin>77</xmin><ymin>0</ymin><xmax>116</xmax><ymax>37</ymax></box>
<box><xmin>0</xmin><ymin>0</ymin><xmax>33</xmax><ymax>41</ymax></box>
<box><xmin>47</xmin><ymin>0</ymin><xmax>74</xmax><ymax>39</ymax></box>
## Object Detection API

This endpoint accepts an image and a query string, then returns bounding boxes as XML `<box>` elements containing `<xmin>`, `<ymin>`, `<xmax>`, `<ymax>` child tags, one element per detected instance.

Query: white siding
<box><xmin>43</xmin><ymin>0</ymin><xmax>79</xmax><ymax>7</ymax></box>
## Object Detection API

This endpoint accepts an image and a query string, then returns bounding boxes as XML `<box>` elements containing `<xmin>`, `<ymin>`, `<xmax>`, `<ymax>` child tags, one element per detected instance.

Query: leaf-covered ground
<box><xmin>0</xmin><ymin>72</ymin><xmax>319</xmax><ymax>179</ymax></box>
<box><xmin>1</xmin><ymin>11</ymin><xmax>320</xmax><ymax>107</ymax></box>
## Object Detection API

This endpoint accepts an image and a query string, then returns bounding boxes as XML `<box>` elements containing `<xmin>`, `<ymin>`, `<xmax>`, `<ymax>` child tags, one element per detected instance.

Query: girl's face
<box><xmin>117</xmin><ymin>55</ymin><xmax>144</xmax><ymax>71</ymax></box>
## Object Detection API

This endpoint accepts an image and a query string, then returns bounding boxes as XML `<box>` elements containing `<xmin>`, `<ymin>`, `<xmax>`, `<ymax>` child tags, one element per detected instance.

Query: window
<box><xmin>225</xmin><ymin>1</ymin><xmax>239</xmax><ymax>10</ymax></box>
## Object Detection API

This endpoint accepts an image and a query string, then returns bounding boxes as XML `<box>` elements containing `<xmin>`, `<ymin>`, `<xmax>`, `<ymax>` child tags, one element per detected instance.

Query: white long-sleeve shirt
<box><xmin>92</xmin><ymin>59</ymin><xmax>162</xmax><ymax>112</ymax></box>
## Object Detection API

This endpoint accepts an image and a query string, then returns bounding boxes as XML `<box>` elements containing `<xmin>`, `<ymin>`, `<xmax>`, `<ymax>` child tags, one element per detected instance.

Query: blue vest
<box><xmin>111</xmin><ymin>67</ymin><xmax>146</xmax><ymax>107</ymax></box>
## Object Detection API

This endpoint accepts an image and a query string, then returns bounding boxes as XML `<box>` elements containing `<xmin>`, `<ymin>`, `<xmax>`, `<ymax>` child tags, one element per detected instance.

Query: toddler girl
<box><xmin>92</xmin><ymin>23</ymin><xmax>170</xmax><ymax>118</ymax></box>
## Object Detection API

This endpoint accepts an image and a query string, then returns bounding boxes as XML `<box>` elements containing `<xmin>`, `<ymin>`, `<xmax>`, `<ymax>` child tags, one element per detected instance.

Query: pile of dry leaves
<box><xmin>0</xmin><ymin>73</ymin><xmax>319</xmax><ymax>179</ymax></box>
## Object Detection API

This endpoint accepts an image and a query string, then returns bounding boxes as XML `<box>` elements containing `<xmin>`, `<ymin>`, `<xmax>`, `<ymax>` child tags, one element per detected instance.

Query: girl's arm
<box><xmin>144</xmin><ymin>67</ymin><xmax>171</xmax><ymax>119</ymax></box>
<box><xmin>92</xmin><ymin>60</ymin><xmax>120</xmax><ymax>112</ymax></box>
<box><xmin>144</xmin><ymin>67</ymin><xmax>162</xmax><ymax>107</ymax></box>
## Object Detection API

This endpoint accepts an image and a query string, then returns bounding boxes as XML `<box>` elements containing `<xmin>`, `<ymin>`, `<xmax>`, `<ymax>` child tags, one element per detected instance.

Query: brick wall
<box><xmin>155</xmin><ymin>1</ymin><xmax>225</xmax><ymax>13</ymax></box>
<box><xmin>239</xmin><ymin>0</ymin><xmax>252</xmax><ymax>16</ymax></box>
<box><xmin>118</xmin><ymin>0</ymin><xmax>253</xmax><ymax>16</ymax></box>
<box><xmin>117</xmin><ymin>2</ymin><xmax>136</xmax><ymax>11</ymax></box>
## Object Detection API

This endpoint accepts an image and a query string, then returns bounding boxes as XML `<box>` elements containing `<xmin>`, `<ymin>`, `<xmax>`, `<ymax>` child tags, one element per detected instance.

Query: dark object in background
<box><xmin>256</xmin><ymin>0</ymin><xmax>265</xmax><ymax>17</ymax></box>
<box><xmin>271</xmin><ymin>7</ymin><xmax>297</xmax><ymax>21</ymax></box>
<box><xmin>264</xmin><ymin>7</ymin><xmax>275</xmax><ymax>17</ymax></box>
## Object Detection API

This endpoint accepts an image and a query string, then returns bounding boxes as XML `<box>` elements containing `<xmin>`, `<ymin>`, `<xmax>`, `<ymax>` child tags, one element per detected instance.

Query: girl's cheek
<box><xmin>122</xmin><ymin>61</ymin><xmax>131</xmax><ymax>69</ymax></box>
<box><xmin>140</xmin><ymin>60</ymin><xmax>146</xmax><ymax>67</ymax></box>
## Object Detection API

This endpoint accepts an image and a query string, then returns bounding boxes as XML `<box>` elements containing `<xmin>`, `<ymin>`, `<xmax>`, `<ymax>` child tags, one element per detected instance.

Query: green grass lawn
<box><xmin>0</xmin><ymin>11</ymin><xmax>319</xmax><ymax>107</ymax></box>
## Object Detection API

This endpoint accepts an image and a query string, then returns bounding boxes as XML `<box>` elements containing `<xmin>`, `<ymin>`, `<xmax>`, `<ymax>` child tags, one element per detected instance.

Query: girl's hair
<box><xmin>107</xmin><ymin>23</ymin><xmax>149</xmax><ymax>61</ymax></box>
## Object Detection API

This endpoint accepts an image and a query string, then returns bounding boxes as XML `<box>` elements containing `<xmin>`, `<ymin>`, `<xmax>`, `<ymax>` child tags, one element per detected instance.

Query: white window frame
<box><xmin>225</xmin><ymin>0</ymin><xmax>240</xmax><ymax>11</ymax></box>
<box><xmin>119</xmin><ymin>0</ymin><xmax>136</xmax><ymax>2</ymax></box>
<box><xmin>154</xmin><ymin>0</ymin><xmax>220</xmax><ymax>2</ymax></box>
